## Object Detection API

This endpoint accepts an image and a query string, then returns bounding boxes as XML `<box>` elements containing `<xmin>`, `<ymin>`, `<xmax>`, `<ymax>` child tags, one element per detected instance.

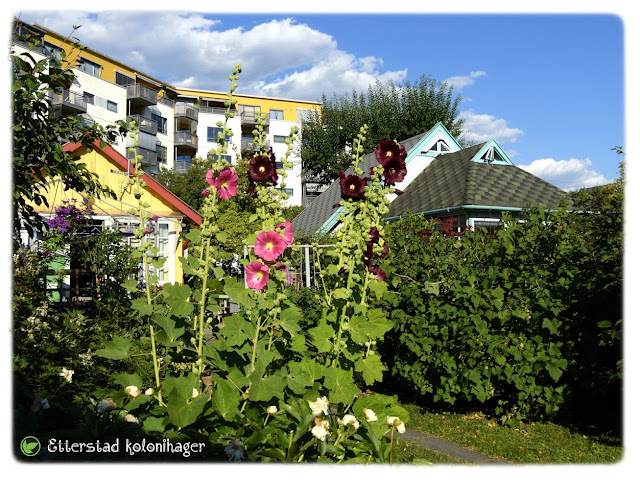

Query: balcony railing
<box><xmin>175</xmin><ymin>159</ymin><xmax>192</xmax><ymax>173</ymax></box>
<box><xmin>127</xmin><ymin>146</ymin><xmax>157</xmax><ymax>167</ymax></box>
<box><xmin>156</xmin><ymin>145</ymin><xmax>167</xmax><ymax>163</ymax></box>
<box><xmin>240</xmin><ymin>110</ymin><xmax>269</xmax><ymax>127</ymax></box>
<box><xmin>128</xmin><ymin>115</ymin><xmax>157</xmax><ymax>135</ymax></box>
<box><xmin>126</xmin><ymin>83</ymin><xmax>158</xmax><ymax>106</ymax></box>
<box><xmin>240</xmin><ymin>138</ymin><xmax>271</xmax><ymax>151</ymax></box>
<box><xmin>174</xmin><ymin>131</ymin><xmax>198</xmax><ymax>149</ymax></box>
<box><xmin>51</xmin><ymin>89</ymin><xmax>87</xmax><ymax>116</ymax></box>
<box><xmin>199</xmin><ymin>106</ymin><xmax>228</xmax><ymax>115</ymax></box>
<box><xmin>174</xmin><ymin>103</ymin><xmax>198</xmax><ymax>121</ymax></box>
<box><xmin>157</xmin><ymin>96</ymin><xmax>175</xmax><ymax>108</ymax></box>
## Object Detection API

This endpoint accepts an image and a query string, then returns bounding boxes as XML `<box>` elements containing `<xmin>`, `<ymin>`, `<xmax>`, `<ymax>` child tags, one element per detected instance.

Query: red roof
<box><xmin>64</xmin><ymin>139</ymin><xmax>202</xmax><ymax>225</ymax></box>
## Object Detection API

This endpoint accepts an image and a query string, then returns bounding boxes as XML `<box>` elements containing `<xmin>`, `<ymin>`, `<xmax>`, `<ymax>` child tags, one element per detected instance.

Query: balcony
<box><xmin>175</xmin><ymin>159</ymin><xmax>192</xmax><ymax>173</ymax></box>
<box><xmin>240</xmin><ymin>138</ymin><xmax>271</xmax><ymax>151</ymax></box>
<box><xmin>51</xmin><ymin>89</ymin><xmax>87</xmax><ymax>116</ymax></box>
<box><xmin>126</xmin><ymin>84</ymin><xmax>158</xmax><ymax>106</ymax></box>
<box><xmin>199</xmin><ymin>106</ymin><xmax>228</xmax><ymax>116</ymax></box>
<box><xmin>128</xmin><ymin>115</ymin><xmax>158</xmax><ymax>136</ymax></box>
<box><xmin>240</xmin><ymin>110</ymin><xmax>269</xmax><ymax>127</ymax></box>
<box><xmin>174</xmin><ymin>103</ymin><xmax>198</xmax><ymax>121</ymax></box>
<box><xmin>127</xmin><ymin>146</ymin><xmax>157</xmax><ymax>167</ymax></box>
<box><xmin>156</xmin><ymin>145</ymin><xmax>167</xmax><ymax>163</ymax></box>
<box><xmin>174</xmin><ymin>131</ymin><xmax>198</xmax><ymax>150</ymax></box>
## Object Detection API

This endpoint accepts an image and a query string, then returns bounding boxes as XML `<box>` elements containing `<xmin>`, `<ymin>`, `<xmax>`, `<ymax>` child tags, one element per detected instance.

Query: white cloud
<box><xmin>517</xmin><ymin>157</ymin><xmax>612</xmax><ymax>191</ymax></box>
<box><xmin>459</xmin><ymin>109</ymin><xmax>523</xmax><ymax>144</ymax></box>
<box><xmin>444</xmin><ymin>70</ymin><xmax>486</xmax><ymax>89</ymax></box>
<box><xmin>18</xmin><ymin>11</ymin><xmax>407</xmax><ymax>101</ymax></box>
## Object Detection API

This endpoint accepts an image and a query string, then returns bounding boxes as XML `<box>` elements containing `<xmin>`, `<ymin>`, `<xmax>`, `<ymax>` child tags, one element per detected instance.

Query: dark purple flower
<box><xmin>339</xmin><ymin>171</ymin><xmax>366</xmax><ymax>201</ymax></box>
<box><xmin>249</xmin><ymin>155</ymin><xmax>276</xmax><ymax>182</ymax></box>
<box><xmin>375</xmin><ymin>140</ymin><xmax>407</xmax><ymax>166</ymax></box>
<box><xmin>382</xmin><ymin>157</ymin><xmax>407</xmax><ymax>185</ymax></box>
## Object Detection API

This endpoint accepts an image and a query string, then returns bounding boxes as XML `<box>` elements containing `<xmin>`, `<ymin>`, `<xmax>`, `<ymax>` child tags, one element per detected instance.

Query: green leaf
<box><xmin>349</xmin><ymin>308</ymin><xmax>393</xmax><ymax>343</ymax></box>
<box><xmin>152</xmin><ymin>315</ymin><xmax>185</xmax><ymax>342</ymax></box>
<box><xmin>219</xmin><ymin>314</ymin><xmax>253</xmax><ymax>346</ymax></box>
<box><xmin>223</xmin><ymin>278</ymin><xmax>255</xmax><ymax>309</ymax></box>
<box><xmin>333</xmin><ymin>287</ymin><xmax>351</xmax><ymax>299</ymax></box>
<box><xmin>113</xmin><ymin>373</ymin><xmax>144</xmax><ymax>389</ymax></box>
<box><xmin>248</xmin><ymin>370</ymin><xmax>285</xmax><ymax>402</ymax></box>
<box><xmin>284</xmin><ymin>363</ymin><xmax>313</xmax><ymax>394</ymax></box>
<box><xmin>162</xmin><ymin>283</ymin><xmax>194</xmax><ymax>317</ymax></box>
<box><xmin>166</xmin><ymin>390</ymin><xmax>210</xmax><ymax>428</ymax></box>
<box><xmin>309</xmin><ymin>321</ymin><xmax>335</xmax><ymax>353</ymax></box>
<box><xmin>212</xmin><ymin>378</ymin><xmax>241</xmax><ymax>420</ymax></box>
<box><xmin>323</xmin><ymin>367</ymin><xmax>359</xmax><ymax>405</ymax></box>
<box><xmin>121</xmin><ymin>278</ymin><xmax>139</xmax><ymax>292</ymax></box>
<box><xmin>131</xmin><ymin>296</ymin><xmax>154</xmax><ymax>316</ymax></box>
<box><xmin>355</xmin><ymin>353</ymin><xmax>386</xmax><ymax>385</ymax></box>
<box><xmin>142</xmin><ymin>416</ymin><xmax>166</xmax><ymax>434</ymax></box>
<box><xmin>279</xmin><ymin>306</ymin><xmax>302</xmax><ymax>334</ymax></box>
<box><xmin>96</xmin><ymin>336</ymin><xmax>131</xmax><ymax>360</ymax></box>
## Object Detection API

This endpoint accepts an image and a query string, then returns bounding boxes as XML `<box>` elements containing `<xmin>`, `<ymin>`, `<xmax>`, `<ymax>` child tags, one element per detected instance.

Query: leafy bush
<box><xmin>378</xmin><ymin>197</ymin><xmax>622</xmax><ymax>428</ymax></box>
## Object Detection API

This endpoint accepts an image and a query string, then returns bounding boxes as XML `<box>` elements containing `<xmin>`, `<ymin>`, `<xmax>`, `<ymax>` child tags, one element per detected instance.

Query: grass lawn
<box><xmin>395</xmin><ymin>403</ymin><xmax>623</xmax><ymax>464</ymax></box>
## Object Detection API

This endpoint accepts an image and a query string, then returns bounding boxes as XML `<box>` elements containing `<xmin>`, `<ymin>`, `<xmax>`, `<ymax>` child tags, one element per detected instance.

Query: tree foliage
<box><xmin>11</xmin><ymin>27</ymin><xmax>127</xmax><ymax>244</ymax></box>
<box><xmin>300</xmin><ymin>76</ymin><xmax>465</xmax><ymax>185</ymax></box>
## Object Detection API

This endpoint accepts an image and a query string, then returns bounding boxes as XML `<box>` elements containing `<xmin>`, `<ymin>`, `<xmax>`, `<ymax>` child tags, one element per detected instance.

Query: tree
<box><xmin>300</xmin><ymin>76</ymin><xmax>465</xmax><ymax>185</ymax></box>
<box><xmin>11</xmin><ymin>24</ymin><xmax>127</xmax><ymax>246</ymax></box>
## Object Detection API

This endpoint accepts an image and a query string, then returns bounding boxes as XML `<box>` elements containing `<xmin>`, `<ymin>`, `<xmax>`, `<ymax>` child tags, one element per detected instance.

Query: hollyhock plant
<box><xmin>274</xmin><ymin>263</ymin><xmax>294</xmax><ymax>286</ymax></box>
<box><xmin>382</xmin><ymin>156</ymin><xmax>407</xmax><ymax>184</ymax></box>
<box><xmin>339</xmin><ymin>171</ymin><xmax>367</xmax><ymax>201</ymax></box>
<box><xmin>248</xmin><ymin>155</ymin><xmax>276</xmax><ymax>182</ymax></box>
<box><xmin>254</xmin><ymin>230</ymin><xmax>287</xmax><ymax>262</ymax></box>
<box><xmin>276</xmin><ymin>220</ymin><xmax>294</xmax><ymax>245</ymax></box>
<box><xmin>211</xmin><ymin>167</ymin><xmax>238</xmax><ymax>199</ymax></box>
<box><xmin>245</xmin><ymin>260</ymin><xmax>270</xmax><ymax>290</ymax></box>
<box><xmin>375</xmin><ymin>139</ymin><xmax>407</xmax><ymax>166</ymax></box>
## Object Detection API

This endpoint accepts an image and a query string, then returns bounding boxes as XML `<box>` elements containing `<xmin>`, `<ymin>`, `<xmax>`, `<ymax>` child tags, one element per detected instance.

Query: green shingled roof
<box><xmin>386</xmin><ymin>143</ymin><xmax>568</xmax><ymax>218</ymax></box>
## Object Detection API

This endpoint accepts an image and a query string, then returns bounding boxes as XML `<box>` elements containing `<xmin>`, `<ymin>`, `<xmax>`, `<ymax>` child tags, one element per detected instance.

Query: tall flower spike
<box><xmin>254</xmin><ymin>231</ymin><xmax>287</xmax><ymax>262</ymax></box>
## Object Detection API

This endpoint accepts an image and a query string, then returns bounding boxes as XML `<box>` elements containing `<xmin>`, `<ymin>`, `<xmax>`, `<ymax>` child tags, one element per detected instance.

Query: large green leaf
<box><xmin>223</xmin><ymin>278</ymin><xmax>255</xmax><ymax>309</ymax></box>
<box><xmin>355</xmin><ymin>353</ymin><xmax>386</xmax><ymax>385</ymax></box>
<box><xmin>166</xmin><ymin>389</ymin><xmax>210</xmax><ymax>428</ymax></box>
<box><xmin>324</xmin><ymin>367</ymin><xmax>359</xmax><ymax>405</ymax></box>
<box><xmin>162</xmin><ymin>283</ymin><xmax>194</xmax><ymax>318</ymax></box>
<box><xmin>349</xmin><ymin>308</ymin><xmax>393</xmax><ymax>343</ymax></box>
<box><xmin>309</xmin><ymin>321</ymin><xmax>335</xmax><ymax>353</ymax></box>
<box><xmin>248</xmin><ymin>370</ymin><xmax>285</xmax><ymax>402</ymax></box>
<box><xmin>96</xmin><ymin>336</ymin><xmax>131</xmax><ymax>360</ymax></box>
<box><xmin>212</xmin><ymin>378</ymin><xmax>241</xmax><ymax>420</ymax></box>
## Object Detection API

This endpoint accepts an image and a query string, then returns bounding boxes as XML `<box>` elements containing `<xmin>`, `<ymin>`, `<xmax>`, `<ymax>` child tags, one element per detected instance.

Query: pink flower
<box><xmin>206</xmin><ymin>169</ymin><xmax>215</xmax><ymax>186</ymax></box>
<box><xmin>212</xmin><ymin>167</ymin><xmax>238</xmax><ymax>199</ymax></box>
<box><xmin>144</xmin><ymin>228</ymin><xmax>153</xmax><ymax>234</ymax></box>
<box><xmin>201</xmin><ymin>188</ymin><xmax>211</xmax><ymax>197</ymax></box>
<box><xmin>274</xmin><ymin>263</ymin><xmax>294</xmax><ymax>286</ymax></box>
<box><xmin>254</xmin><ymin>231</ymin><xmax>287</xmax><ymax>262</ymax></box>
<box><xmin>245</xmin><ymin>261</ymin><xmax>270</xmax><ymax>290</ymax></box>
<box><xmin>150</xmin><ymin>215</ymin><xmax>159</xmax><ymax>222</ymax></box>
<box><xmin>276</xmin><ymin>220</ymin><xmax>294</xmax><ymax>245</ymax></box>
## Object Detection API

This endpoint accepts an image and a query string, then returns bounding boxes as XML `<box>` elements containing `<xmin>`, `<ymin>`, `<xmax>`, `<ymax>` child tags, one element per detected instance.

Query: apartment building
<box><xmin>11</xmin><ymin>19</ymin><xmax>321</xmax><ymax>206</ymax></box>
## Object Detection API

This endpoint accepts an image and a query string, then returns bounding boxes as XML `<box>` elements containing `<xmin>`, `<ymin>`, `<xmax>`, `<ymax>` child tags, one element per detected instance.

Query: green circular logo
<box><xmin>20</xmin><ymin>436</ymin><xmax>41</xmax><ymax>457</ymax></box>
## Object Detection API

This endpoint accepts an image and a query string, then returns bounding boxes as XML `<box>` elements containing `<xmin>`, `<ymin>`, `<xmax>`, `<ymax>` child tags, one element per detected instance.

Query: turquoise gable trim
<box><xmin>318</xmin><ymin>207</ymin><xmax>344</xmax><ymax>235</ymax></box>
<box><xmin>405</xmin><ymin>122</ymin><xmax>463</xmax><ymax>165</ymax></box>
<box><xmin>470</xmin><ymin>140</ymin><xmax>514</xmax><ymax>165</ymax></box>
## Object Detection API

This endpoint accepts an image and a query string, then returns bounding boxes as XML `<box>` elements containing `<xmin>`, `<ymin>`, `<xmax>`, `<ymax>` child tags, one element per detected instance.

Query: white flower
<box><xmin>144</xmin><ymin>388</ymin><xmax>154</xmax><ymax>396</ymax></box>
<box><xmin>266</xmin><ymin>405</ymin><xmax>278</xmax><ymax>416</ymax></box>
<box><xmin>387</xmin><ymin>416</ymin><xmax>406</xmax><ymax>434</ymax></box>
<box><xmin>41</xmin><ymin>398</ymin><xmax>50</xmax><ymax>410</ymax></box>
<box><xmin>124</xmin><ymin>385</ymin><xmax>141</xmax><ymax>398</ymax></box>
<box><xmin>363</xmin><ymin>407</ymin><xmax>378</xmax><ymax>422</ymax></box>
<box><xmin>224</xmin><ymin>440</ymin><xmax>245</xmax><ymax>462</ymax></box>
<box><xmin>59</xmin><ymin>367</ymin><xmax>74</xmax><ymax>383</ymax></box>
<box><xmin>97</xmin><ymin>398</ymin><xmax>116</xmax><ymax>413</ymax></box>
<box><xmin>123</xmin><ymin>413</ymin><xmax>139</xmax><ymax>423</ymax></box>
<box><xmin>340</xmin><ymin>414</ymin><xmax>360</xmax><ymax>430</ymax></box>
<box><xmin>191</xmin><ymin>388</ymin><xmax>199</xmax><ymax>399</ymax></box>
<box><xmin>308</xmin><ymin>396</ymin><xmax>329</xmax><ymax>416</ymax></box>
<box><xmin>311</xmin><ymin>420</ymin><xmax>330</xmax><ymax>441</ymax></box>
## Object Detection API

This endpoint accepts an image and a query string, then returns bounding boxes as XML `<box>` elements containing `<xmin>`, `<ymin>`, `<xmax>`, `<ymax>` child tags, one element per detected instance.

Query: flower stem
<box><xmin>196</xmin><ymin>237</ymin><xmax>211</xmax><ymax>379</ymax></box>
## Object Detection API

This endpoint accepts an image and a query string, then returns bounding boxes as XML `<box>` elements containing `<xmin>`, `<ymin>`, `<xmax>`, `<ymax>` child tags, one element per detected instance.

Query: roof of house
<box><xmin>386</xmin><ymin>142</ymin><xmax>568</xmax><ymax>218</ymax></box>
<box><xmin>292</xmin><ymin>131</ymin><xmax>429</xmax><ymax>236</ymax></box>
<box><xmin>63</xmin><ymin>140</ymin><xmax>203</xmax><ymax>225</ymax></box>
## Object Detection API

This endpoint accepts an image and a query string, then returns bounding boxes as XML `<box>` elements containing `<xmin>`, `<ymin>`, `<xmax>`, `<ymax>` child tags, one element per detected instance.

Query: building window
<box><xmin>151</xmin><ymin>223</ymin><xmax>170</xmax><ymax>283</ymax></box>
<box><xmin>282</xmin><ymin>188</ymin><xmax>294</xmax><ymax>197</ymax></box>
<box><xmin>106</xmin><ymin>100</ymin><xmax>118</xmax><ymax>112</ymax></box>
<box><xmin>269</xmin><ymin>109</ymin><xmax>284</xmax><ymax>120</ymax></box>
<box><xmin>43</xmin><ymin>42</ymin><xmax>62</xmax><ymax>66</ymax></box>
<box><xmin>207</xmin><ymin>126</ymin><xmax>230</xmax><ymax>143</ymax></box>
<box><xmin>273</xmin><ymin>135</ymin><xmax>287</xmax><ymax>143</ymax></box>
<box><xmin>83</xmin><ymin>92</ymin><xmax>95</xmax><ymax>105</ymax></box>
<box><xmin>115</xmin><ymin>71</ymin><xmax>135</xmax><ymax>86</ymax></box>
<box><xmin>78</xmin><ymin>58</ymin><xmax>101</xmax><ymax>77</ymax></box>
<box><xmin>275</xmin><ymin>161</ymin><xmax>284</xmax><ymax>170</ymax></box>
<box><xmin>151</xmin><ymin>113</ymin><xmax>167</xmax><ymax>135</ymax></box>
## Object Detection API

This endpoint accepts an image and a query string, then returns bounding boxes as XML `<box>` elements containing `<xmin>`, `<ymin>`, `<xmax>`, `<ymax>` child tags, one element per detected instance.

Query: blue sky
<box><xmin>10</xmin><ymin>7</ymin><xmax>628</xmax><ymax>190</ymax></box>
